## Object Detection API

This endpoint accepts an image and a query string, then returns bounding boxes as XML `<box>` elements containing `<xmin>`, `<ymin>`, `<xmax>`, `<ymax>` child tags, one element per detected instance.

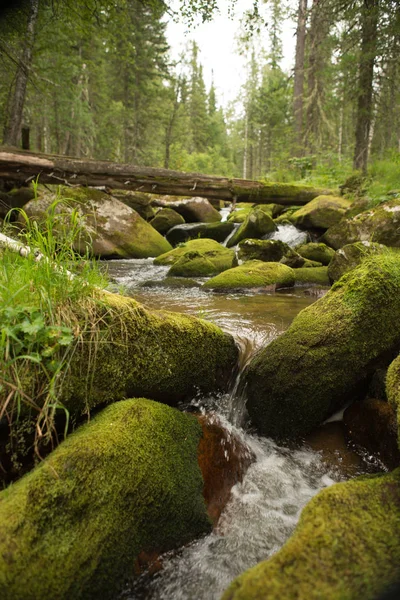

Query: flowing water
<box><xmin>105</xmin><ymin>254</ymin><xmax>382</xmax><ymax>600</ymax></box>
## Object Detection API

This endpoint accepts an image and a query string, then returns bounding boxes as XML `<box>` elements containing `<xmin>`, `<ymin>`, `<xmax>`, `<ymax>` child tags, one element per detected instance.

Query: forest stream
<box><xmin>104</xmin><ymin>257</ymin><xmax>384</xmax><ymax>600</ymax></box>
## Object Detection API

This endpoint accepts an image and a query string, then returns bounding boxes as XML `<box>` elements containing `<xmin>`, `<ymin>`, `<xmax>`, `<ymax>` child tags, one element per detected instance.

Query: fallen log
<box><xmin>0</xmin><ymin>147</ymin><xmax>335</xmax><ymax>205</ymax></box>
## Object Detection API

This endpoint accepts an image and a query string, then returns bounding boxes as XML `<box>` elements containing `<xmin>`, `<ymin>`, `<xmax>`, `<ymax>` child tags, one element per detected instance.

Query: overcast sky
<box><xmin>165</xmin><ymin>0</ymin><xmax>297</xmax><ymax>108</ymax></box>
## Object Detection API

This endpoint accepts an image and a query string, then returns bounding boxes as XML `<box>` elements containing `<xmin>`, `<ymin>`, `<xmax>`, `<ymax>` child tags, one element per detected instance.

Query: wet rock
<box><xmin>290</xmin><ymin>195</ymin><xmax>351</xmax><ymax>230</ymax></box>
<box><xmin>323</xmin><ymin>198</ymin><xmax>400</xmax><ymax>249</ymax></box>
<box><xmin>110</xmin><ymin>190</ymin><xmax>156</xmax><ymax>220</ymax></box>
<box><xmin>222</xmin><ymin>468</ymin><xmax>400</xmax><ymax>600</ymax></box>
<box><xmin>22</xmin><ymin>186</ymin><xmax>172</xmax><ymax>259</ymax></box>
<box><xmin>226</xmin><ymin>208</ymin><xmax>277</xmax><ymax>248</ymax></box>
<box><xmin>165</xmin><ymin>221</ymin><xmax>235</xmax><ymax>245</ymax></box>
<box><xmin>237</xmin><ymin>239</ymin><xmax>305</xmax><ymax>268</ymax></box>
<box><xmin>295</xmin><ymin>242</ymin><xmax>335</xmax><ymax>265</ymax></box>
<box><xmin>0</xmin><ymin>399</ymin><xmax>212</xmax><ymax>600</ymax></box>
<box><xmin>168</xmin><ymin>248</ymin><xmax>234</xmax><ymax>277</ymax></box>
<box><xmin>150</xmin><ymin>207</ymin><xmax>185</xmax><ymax>234</ymax></box>
<box><xmin>154</xmin><ymin>238</ymin><xmax>233</xmax><ymax>267</ymax></box>
<box><xmin>228</xmin><ymin>203</ymin><xmax>283</xmax><ymax>224</ymax></box>
<box><xmin>327</xmin><ymin>241</ymin><xmax>386</xmax><ymax>283</ymax></box>
<box><xmin>203</xmin><ymin>261</ymin><xmax>295</xmax><ymax>292</ymax></box>
<box><xmin>343</xmin><ymin>398</ymin><xmax>400</xmax><ymax>470</ymax></box>
<box><xmin>197</xmin><ymin>414</ymin><xmax>255</xmax><ymax>526</ymax></box>
<box><xmin>152</xmin><ymin>196</ymin><xmax>222</xmax><ymax>223</ymax></box>
<box><xmin>243</xmin><ymin>253</ymin><xmax>400</xmax><ymax>439</ymax></box>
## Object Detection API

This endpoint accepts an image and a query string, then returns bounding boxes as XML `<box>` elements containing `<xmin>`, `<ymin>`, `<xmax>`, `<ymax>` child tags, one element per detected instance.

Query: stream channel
<box><xmin>104</xmin><ymin>250</ymin><xmax>384</xmax><ymax>600</ymax></box>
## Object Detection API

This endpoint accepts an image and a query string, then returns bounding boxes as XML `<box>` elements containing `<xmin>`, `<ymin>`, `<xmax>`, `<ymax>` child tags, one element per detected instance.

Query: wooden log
<box><xmin>0</xmin><ymin>147</ymin><xmax>335</xmax><ymax>205</ymax></box>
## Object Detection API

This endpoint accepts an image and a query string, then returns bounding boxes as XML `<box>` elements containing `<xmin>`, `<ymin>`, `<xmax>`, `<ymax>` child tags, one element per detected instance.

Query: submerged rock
<box><xmin>203</xmin><ymin>261</ymin><xmax>295</xmax><ymax>292</ymax></box>
<box><xmin>327</xmin><ymin>241</ymin><xmax>386</xmax><ymax>283</ymax></box>
<box><xmin>0</xmin><ymin>399</ymin><xmax>211</xmax><ymax>600</ymax></box>
<box><xmin>151</xmin><ymin>196</ymin><xmax>222</xmax><ymax>223</ymax></box>
<box><xmin>222</xmin><ymin>468</ymin><xmax>400</xmax><ymax>600</ymax></box>
<box><xmin>23</xmin><ymin>186</ymin><xmax>172</xmax><ymax>259</ymax></box>
<box><xmin>226</xmin><ymin>208</ymin><xmax>276</xmax><ymax>248</ymax></box>
<box><xmin>165</xmin><ymin>221</ymin><xmax>235</xmax><ymax>245</ymax></box>
<box><xmin>290</xmin><ymin>195</ymin><xmax>351</xmax><ymax>230</ymax></box>
<box><xmin>242</xmin><ymin>253</ymin><xmax>400</xmax><ymax>439</ymax></box>
<box><xmin>295</xmin><ymin>242</ymin><xmax>335</xmax><ymax>265</ymax></box>
<box><xmin>323</xmin><ymin>198</ymin><xmax>400</xmax><ymax>249</ymax></box>
<box><xmin>150</xmin><ymin>207</ymin><xmax>185</xmax><ymax>234</ymax></box>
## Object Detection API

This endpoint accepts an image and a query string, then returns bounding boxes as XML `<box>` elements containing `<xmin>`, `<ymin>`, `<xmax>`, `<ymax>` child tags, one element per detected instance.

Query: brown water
<box><xmin>104</xmin><ymin>258</ymin><xmax>383</xmax><ymax>600</ymax></box>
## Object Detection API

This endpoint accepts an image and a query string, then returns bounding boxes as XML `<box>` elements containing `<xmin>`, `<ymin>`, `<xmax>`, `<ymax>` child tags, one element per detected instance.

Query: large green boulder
<box><xmin>323</xmin><ymin>198</ymin><xmax>400</xmax><ymax>249</ymax></box>
<box><xmin>165</xmin><ymin>222</ymin><xmax>235</xmax><ymax>245</ymax></box>
<box><xmin>327</xmin><ymin>241</ymin><xmax>386</xmax><ymax>283</ymax></box>
<box><xmin>294</xmin><ymin>266</ymin><xmax>330</xmax><ymax>286</ymax></box>
<box><xmin>295</xmin><ymin>242</ymin><xmax>335</xmax><ymax>266</ymax></box>
<box><xmin>202</xmin><ymin>261</ymin><xmax>295</xmax><ymax>292</ymax></box>
<box><xmin>152</xmin><ymin>196</ymin><xmax>222</xmax><ymax>223</ymax></box>
<box><xmin>237</xmin><ymin>239</ymin><xmax>306</xmax><ymax>268</ymax></box>
<box><xmin>23</xmin><ymin>186</ymin><xmax>172</xmax><ymax>258</ymax></box>
<box><xmin>226</xmin><ymin>208</ymin><xmax>277</xmax><ymax>248</ymax></box>
<box><xmin>290</xmin><ymin>195</ymin><xmax>351</xmax><ymax>230</ymax></box>
<box><xmin>242</xmin><ymin>253</ymin><xmax>400</xmax><ymax>439</ymax></box>
<box><xmin>222</xmin><ymin>469</ymin><xmax>400</xmax><ymax>600</ymax></box>
<box><xmin>150</xmin><ymin>207</ymin><xmax>185</xmax><ymax>234</ymax></box>
<box><xmin>154</xmin><ymin>238</ymin><xmax>232</xmax><ymax>266</ymax></box>
<box><xmin>168</xmin><ymin>249</ymin><xmax>234</xmax><ymax>277</ymax></box>
<box><xmin>0</xmin><ymin>398</ymin><xmax>211</xmax><ymax>600</ymax></box>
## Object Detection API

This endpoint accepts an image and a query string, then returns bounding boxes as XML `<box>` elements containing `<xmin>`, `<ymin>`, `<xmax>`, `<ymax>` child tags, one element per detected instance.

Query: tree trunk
<box><xmin>3</xmin><ymin>0</ymin><xmax>39</xmax><ymax>147</ymax></box>
<box><xmin>353</xmin><ymin>0</ymin><xmax>379</xmax><ymax>173</ymax></box>
<box><xmin>293</xmin><ymin>0</ymin><xmax>308</xmax><ymax>156</ymax></box>
<box><xmin>0</xmin><ymin>148</ymin><xmax>333</xmax><ymax>205</ymax></box>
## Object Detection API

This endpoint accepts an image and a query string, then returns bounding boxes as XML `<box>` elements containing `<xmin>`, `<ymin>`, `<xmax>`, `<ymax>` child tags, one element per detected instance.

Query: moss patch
<box><xmin>222</xmin><ymin>469</ymin><xmax>400</xmax><ymax>600</ymax></box>
<box><xmin>150</xmin><ymin>207</ymin><xmax>185</xmax><ymax>234</ymax></box>
<box><xmin>226</xmin><ymin>208</ymin><xmax>276</xmax><ymax>248</ymax></box>
<box><xmin>290</xmin><ymin>195</ymin><xmax>351</xmax><ymax>230</ymax></box>
<box><xmin>154</xmin><ymin>238</ymin><xmax>233</xmax><ymax>266</ymax></box>
<box><xmin>168</xmin><ymin>249</ymin><xmax>234</xmax><ymax>277</ymax></box>
<box><xmin>295</xmin><ymin>242</ymin><xmax>335</xmax><ymax>265</ymax></box>
<box><xmin>202</xmin><ymin>261</ymin><xmax>295</xmax><ymax>292</ymax></box>
<box><xmin>243</xmin><ymin>253</ymin><xmax>400</xmax><ymax>439</ymax></box>
<box><xmin>0</xmin><ymin>398</ymin><xmax>211</xmax><ymax>600</ymax></box>
<box><xmin>294</xmin><ymin>266</ymin><xmax>330</xmax><ymax>286</ymax></box>
<box><xmin>387</xmin><ymin>354</ymin><xmax>400</xmax><ymax>438</ymax></box>
<box><xmin>327</xmin><ymin>241</ymin><xmax>387</xmax><ymax>283</ymax></box>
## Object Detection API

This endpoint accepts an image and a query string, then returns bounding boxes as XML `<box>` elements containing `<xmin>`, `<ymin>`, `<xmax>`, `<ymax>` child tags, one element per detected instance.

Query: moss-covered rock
<box><xmin>295</xmin><ymin>242</ymin><xmax>335</xmax><ymax>265</ymax></box>
<box><xmin>242</xmin><ymin>253</ymin><xmax>400</xmax><ymax>439</ymax></box>
<box><xmin>202</xmin><ymin>261</ymin><xmax>295</xmax><ymax>292</ymax></box>
<box><xmin>227</xmin><ymin>206</ymin><xmax>253</xmax><ymax>223</ymax></box>
<box><xmin>23</xmin><ymin>186</ymin><xmax>172</xmax><ymax>258</ymax></box>
<box><xmin>327</xmin><ymin>241</ymin><xmax>386</xmax><ymax>283</ymax></box>
<box><xmin>290</xmin><ymin>195</ymin><xmax>351</xmax><ymax>230</ymax></box>
<box><xmin>237</xmin><ymin>239</ymin><xmax>305</xmax><ymax>268</ymax></box>
<box><xmin>226</xmin><ymin>208</ymin><xmax>277</xmax><ymax>248</ymax></box>
<box><xmin>168</xmin><ymin>248</ymin><xmax>234</xmax><ymax>277</ymax></box>
<box><xmin>110</xmin><ymin>190</ymin><xmax>156</xmax><ymax>220</ymax></box>
<box><xmin>222</xmin><ymin>469</ymin><xmax>400</xmax><ymax>600</ymax></box>
<box><xmin>228</xmin><ymin>203</ymin><xmax>283</xmax><ymax>224</ymax></box>
<box><xmin>165</xmin><ymin>222</ymin><xmax>235</xmax><ymax>245</ymax></box>
<box><xmin>293</xmin><ymin>266</ymin><xmax>330</xmax><ymax>286</ymax></box>
<box><xmin>387</xmin><ymin>354</ymin><xmax>400</xmax><ymax>436</ymax></box>
<box><xmin>154</xmin><ymin>238</ymin><xmax>232</xmax><ymax>266</ymax></box>
<box><xmin>152</xmin><ymin>196</ymin><xmax>222</xmax><ymax>223</ymax></box>
<box><xmin>150</xmin><ymin>207</ymin><xmax>185</xmax><ymax>234</ymax></box>
<box><xmin>0</xmin><ymin>398</ymin><xmax>211</xmax><ymax>600</ymax></box>
<box><xmin>323</xmin><ymin>198</ymin><xmax>400</xmax><ymax>249</ymax></box>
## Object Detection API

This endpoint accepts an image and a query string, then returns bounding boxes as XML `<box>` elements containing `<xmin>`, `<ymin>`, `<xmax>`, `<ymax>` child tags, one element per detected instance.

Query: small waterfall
<box><xmin>264</xmin><ymin>224</ymin><xmax>309</xmax><ymax>248</ymax></box>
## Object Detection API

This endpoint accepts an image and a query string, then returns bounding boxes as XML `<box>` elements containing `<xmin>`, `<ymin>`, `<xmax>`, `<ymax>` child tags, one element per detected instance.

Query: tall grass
<box><xmin>0</xmin><ymin>187</ymin><xmax>109</xmax><ymax>471</ymax></box>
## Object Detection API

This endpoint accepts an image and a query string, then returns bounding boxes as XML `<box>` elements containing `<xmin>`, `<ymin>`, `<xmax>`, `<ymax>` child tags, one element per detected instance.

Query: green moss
<box><xmin>243</xmin><ymin>253</ymin><xmax>400</xmax><ymax>439</ymax></box>
<box><xmin>168</xmin><ymin>249</ymin><xmax>234</xmax><ymax>277</ymax></box>
<box><xmin>0</xmin><ymin>398</ymin><xmax>211</xmax><ymax>600</ymax></box>
<box><xmin>387</xmin><ymin>355</ymin><xmax>400</xmax><ymax>437</ymax></box>
<box><xmin>226</xmin><ymin>208</ymin><xmax>276</xmax><ymax>248</ymax></box>
<box><xmin>294</xmin><ymin>266</ymin><xmax>330</xmax><ymax>286</ymax></box>
<box><xmin>222</xmin><ymin>469</ymin><xmax>400</xmax><ymax>600</ymax></box>
<box><xmin>290</xmin><ymin>195</ymin><xmax>351</xmax><ymax>230</ymax></box>
<box><xmin>154</xmin><ymin>238</ymin><xmax>232</xmax><ymax>266</ymax></box>
<box><xmin>150</xmin><ymin>208</ymin><xmax>185</xmax><ymax>234</ymax></box>
<box><xmin>295</xmin><ymin>242</ymin><xmax>335</xmax><ymax>265</ymax></box>
<box><xmin>202</xmin><ymin>261</ymin><xmax>295</xmax><ymax>292</ymax></box>
<box><xmin>327</xmin><ymin>242</ymin><xmax>386</xmax><ymax>283</ymax></box>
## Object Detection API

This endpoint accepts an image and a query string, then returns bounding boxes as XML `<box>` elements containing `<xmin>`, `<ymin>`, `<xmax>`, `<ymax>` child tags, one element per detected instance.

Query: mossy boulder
<box><xmin>226</xmin><ymin>208</ymin><xmax>277</xmax><ymax>248</ymax></box>
<box><xmin>154</xmin><ymin>238</ymin><xmax>232</xmax><ymax>266</ymax></box>
<box><xmin>110</xmin><ymin>190</ymin><xmax>155</xmax><ymax>220</ymax></box>
<box><xmin>152</xmin><ymin>196</ymin><xmax>222</xmax><ymax>223</ymax></box>
<box><xmin>165</xmin><ymin>222</ymin><xmax>235</xmax><ymax>245</ymax></box>
<box><xmin>293</xmin><ymin>266</ymin><xmax>330</xmax><ymax>286</ymax></box>
<box><xmin>227</xmin><ymin>206</ymin><xmax>253</xmax><ymax>223</ymax></box>
<box><xmin>0</xmin><ymin>398</ymin><xmax>211</xmax><ymax>600</ymax></box>
<box><xmin>295</xmin><ymin>242</ymin><xmax>335</xmax><ymax>266</ymax></box>
<box><xmin>228</xmin><ymin>203</ymin><xmax>283</xmax><ymax>224</ymax></box>
<box><xmin>242</xmin><ymin>254</ymin><xmax>400</xmax><ymax>439</ymax></box>
<box><xmin>387</xmin><ymin>354</ymin><xmax>400</xmax><ymax>436</ymax></box>
<box><xmin>323</xmin><ymin>198</ymin><xmax>400</xmax><ymax>250</ymax></box>
<box><xmin>290</xmin><ymin>195</ymin><xmax>351</xmax><ymax>230</ymax></box>
<box><xmin>150</xmin><ymin>208</ymin><xmax>185</xmax><ymax>234</ymax></box>
<box><xmin>222</xmin><ymin>469</ymin><xmax>400</xmax><ymax>600</ymax></box>
<box><xmin>327</xmin><ymin>241</ymin><xmax>386</xmax><ymax>283</ymax></box>
<box><xmin>168</xmin><ymin>248</ymin><xmax>234</xmax><ymax>277</ymax></box>
<box><xmin>202</xmin><ymin>261</ymin><xmax>295</xmax><ymax>292</ymax></box>
<box><xmin>237</xmin><ymin>239</ymin><xmax>305</xmax><ymax>268</ymax></box>
<box><xmin>23</xmin><ymin>186</ymin><xmax>172</xmax><ymax>259</ymax></box>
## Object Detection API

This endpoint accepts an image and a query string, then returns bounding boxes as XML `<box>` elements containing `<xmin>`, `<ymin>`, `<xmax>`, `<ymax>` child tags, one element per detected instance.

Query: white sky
<box><xmin>165</xmin><ymin>0</ymin><xmax>297</xmax><ymax>108</ymax></box>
